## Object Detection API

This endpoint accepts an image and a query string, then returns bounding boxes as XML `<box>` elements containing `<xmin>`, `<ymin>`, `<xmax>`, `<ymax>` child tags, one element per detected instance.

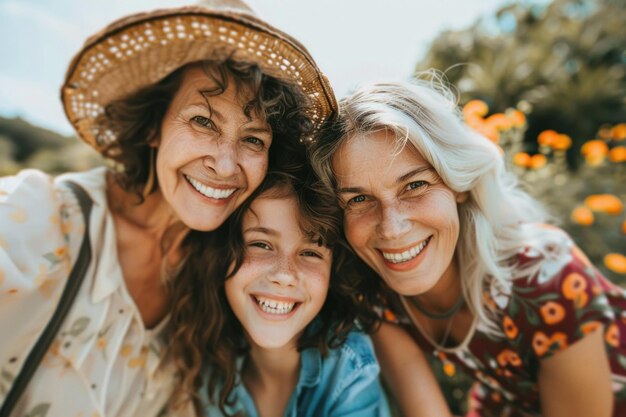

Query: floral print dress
<box><xmin>0</xmin><ymin>168</ymin><xmax>193</xmax><ymax>417</ymax></box>
<box><xmin>381</xmin><ymin>227</ymin><xmax>626</xmax><ymax>417</ymax></box>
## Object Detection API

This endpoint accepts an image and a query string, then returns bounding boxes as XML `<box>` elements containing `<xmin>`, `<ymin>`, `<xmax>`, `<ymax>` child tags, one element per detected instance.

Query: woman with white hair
<box><xmin>311</xmin><ymin>79</ymin><xmax>625</xmax><ymax>416</ymax></box>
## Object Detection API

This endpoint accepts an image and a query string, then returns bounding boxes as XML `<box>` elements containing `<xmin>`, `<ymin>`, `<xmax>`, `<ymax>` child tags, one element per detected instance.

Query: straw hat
<box><xmin>61</xmin><ymin>0</ymin><xmax>337</xmax><ymax>151</ymax></box>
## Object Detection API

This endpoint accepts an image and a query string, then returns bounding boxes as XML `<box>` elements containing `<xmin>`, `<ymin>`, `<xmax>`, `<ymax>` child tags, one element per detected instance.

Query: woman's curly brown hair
<box><xmin>177</xmin><ymin>164</ymin><xmax>381</xmax><ymax>415</ymax></box>
<box><xmin>98</xmin><ymin>59</ymin><xmax>317</xmax><ymax>413</ymax></box>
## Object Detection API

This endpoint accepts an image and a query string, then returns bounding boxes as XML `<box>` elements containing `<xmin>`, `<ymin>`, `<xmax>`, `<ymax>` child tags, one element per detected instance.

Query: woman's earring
<box><xmin>142</xmin><ymin>147</ymin><xmax>156</xmax><ymax>198</ymax></box>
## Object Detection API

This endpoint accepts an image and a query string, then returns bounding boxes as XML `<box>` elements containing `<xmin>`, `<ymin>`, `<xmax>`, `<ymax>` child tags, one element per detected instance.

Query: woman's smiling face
<box><xmin>332</xmin><ymin>130</ymin><xmax>465</xmax><ymax>296</ymax></box>
<box><xmin>155</xmin><ymin>65</ymin><xmax>272</xmax><ymax>231</ymax></box>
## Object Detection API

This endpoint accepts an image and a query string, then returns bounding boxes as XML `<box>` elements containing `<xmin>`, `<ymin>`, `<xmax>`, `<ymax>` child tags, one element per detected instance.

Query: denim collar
<box><xmin>298</xmin><ymin>347</ymin><xmax>322</xmax><ymax>388</ymax></box>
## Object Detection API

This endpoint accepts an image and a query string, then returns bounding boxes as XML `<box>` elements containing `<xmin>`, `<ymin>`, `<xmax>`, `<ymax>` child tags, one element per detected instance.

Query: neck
<box><xmin>107</xmin><ymin>174</ymin><xmax>191</xmax><ymax>255</ymax></box>
<box><xmin>411</xmin><ymin>256</ymin><xmax>463</xmax><ymax>313</ymax></box>
<box><xmin>244</xmin><ymin>342</ymin><xmax>301</xmax><ymax>390</ymax></box>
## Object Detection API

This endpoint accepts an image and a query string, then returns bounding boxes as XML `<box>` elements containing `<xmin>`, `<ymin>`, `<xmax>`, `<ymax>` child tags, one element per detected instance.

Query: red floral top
<box><xmin>380</xmin><ymin>230</ymin><xmax>626</xmax><ymax>417</ymax></box>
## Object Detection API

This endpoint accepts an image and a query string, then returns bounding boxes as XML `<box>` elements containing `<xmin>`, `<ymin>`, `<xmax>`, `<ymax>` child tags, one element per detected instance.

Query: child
<box><xmin>200</xmin><ymin>171</ymin><xmax>391</xmax><ymax>417</ymax></box>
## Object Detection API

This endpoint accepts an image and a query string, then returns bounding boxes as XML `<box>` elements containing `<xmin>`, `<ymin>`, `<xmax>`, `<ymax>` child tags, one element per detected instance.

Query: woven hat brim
<box><xmin>61</xmin><ymin>6</ymin><xmax>337</xmax><ymax>151</ymax></box>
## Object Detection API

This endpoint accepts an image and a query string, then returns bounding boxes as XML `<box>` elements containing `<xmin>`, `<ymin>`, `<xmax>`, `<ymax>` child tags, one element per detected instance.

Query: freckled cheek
<box><xmin>343</xmin><ymin>212</ymin><xmax>375</xmax><ymax>250</ymax></box>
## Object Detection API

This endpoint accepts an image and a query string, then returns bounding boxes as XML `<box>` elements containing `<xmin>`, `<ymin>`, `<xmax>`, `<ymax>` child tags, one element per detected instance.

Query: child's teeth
<box><xmin>255</xmin><ymin>297</ymin><xmax>296</xmax><ymax>315</ymax></box>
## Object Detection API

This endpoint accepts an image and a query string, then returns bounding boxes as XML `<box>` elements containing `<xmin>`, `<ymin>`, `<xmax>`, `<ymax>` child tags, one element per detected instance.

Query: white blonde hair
<box><xmin>311</xmin><ymin>75</ymin><xmax>562</xmax><ymax>329</ymax></box>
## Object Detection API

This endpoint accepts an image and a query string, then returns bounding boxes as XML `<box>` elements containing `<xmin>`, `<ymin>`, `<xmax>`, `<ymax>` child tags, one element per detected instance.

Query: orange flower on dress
<box><xmin>611</xmin><ymin>123</ymin><xmax>626</xmax><ymax>140</ymax></box>
<box><xmin>54</xmin><ymin>246</ymin><xmax>67</xmax><ymax>258</ymax></box>
<box><xmin>533</xmin><ymin>331</ymin><xmax>568</xmax><ymax>357</ymax></box>
<box><xmin>605</xmin><ymin>253</ymin><xmax>626</xmax><ymax>274</ymax></box>
<box><xmin>513</xmin><ymin>152</ymin><xmax>531</xmax><ymax>168</ymax></box>
<box><xmin>562</xmin><ymin>272</ymin><xmax>589</xmax><ymax>308</ymax></box>
<box><xmin>609</xmin><ymin>146</ymin><xmax>626</xmax><ymax>163</ymax></box>
<box><xmin>443</xmin><ymin>361</ymin><xmax>456</xmax><ymax>377</ymax></box>
<box><xmin>538</xmin><ymin>130</ymin><xmax>559</xmax><ymax>147</ymax></box>
<box><xmin>96</xmin><ymin>337</ymin><xmax>107</xmax><ymax>349</ymax></box>
<box><xmin>570</xmin><ymin>206</ymin><xmax>594</xmax><ymax>226</ymax></box>
<box><xmin>496</xmin><ymin>349</ymin><xmax>522</xmax><ymax>367</ymax></box>
<box><xmin>383</xmin><ymin>309</ymin><xmax>397</xmax><ymax>322</ymax></box>
<box><xmin>584</xmin><ymin>194</ymin><xmax>623</xmax><ymax>215</ymax></box>
<box><xmin>532</xmin><ymin>331</ymin><xmax>550</xmax><ymax>356</ymax></box>
<box><xmin>580</xmin><ymin>321</ymin><xmax>603</xmax><ymax>336</ymax></box>
<box><xmin>605</xmin><ymin>323</ymin><xmax>620</xmax><ymax>347</ymax></box>
<box><xmin>503</xmin><ymin>315</ymin><xmax>519</xmax><ymax>339</ymax></box>
<box><xmin>540</xmin><ymin>301</ymin><xmax>566</xmax><ymax>325</ymax></box>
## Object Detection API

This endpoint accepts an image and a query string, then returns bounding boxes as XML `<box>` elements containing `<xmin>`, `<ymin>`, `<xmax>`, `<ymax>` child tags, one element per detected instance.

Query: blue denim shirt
<box><xmin>203</xmin><ymin>330</ymin><xmax>390</xmax><ymax>417</ymax></box>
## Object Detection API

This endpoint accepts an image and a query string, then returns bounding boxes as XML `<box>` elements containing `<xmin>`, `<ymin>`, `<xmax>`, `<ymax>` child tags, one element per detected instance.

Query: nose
<box><xmin>268</xmin><ymin>256</ymin><xmax>298</xmax><ymax>287</ymax></box>
<box><xmin>376</xmin><ymin>202</ymin><xmax>411</xmax><ymax>240</ymax></box>
<box><xmin>203</xmin><ymin>140</ymin><xmax>240</xmax><ymax>178</ymax></box>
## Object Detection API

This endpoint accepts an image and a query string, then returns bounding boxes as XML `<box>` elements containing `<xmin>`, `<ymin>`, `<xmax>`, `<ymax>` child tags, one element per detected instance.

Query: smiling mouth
<box><xmin>380</xmin><ymin>236</ymin><xmax>432</xmax><ymax>264</ymax></box>
<box><xmin>253</xmin><ymin>295</ymin><xmax>299</xmax><ymax>315</ymax></box>
<box><xmin>185</xmin><ymin>175</ymin><xmax>237</xmax><ymax>200</ymax></box>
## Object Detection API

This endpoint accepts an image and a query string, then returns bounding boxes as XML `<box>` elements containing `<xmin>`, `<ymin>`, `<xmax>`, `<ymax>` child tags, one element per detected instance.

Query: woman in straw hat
<box><xmin>0</xmin><ymin>1</ymin><xmax>337</xmax><ymax>416</ymax></box>
<box><xmin>311</xmin><ymin>78</ymin><xmax>623</xmax><ymax>417</ymax></box>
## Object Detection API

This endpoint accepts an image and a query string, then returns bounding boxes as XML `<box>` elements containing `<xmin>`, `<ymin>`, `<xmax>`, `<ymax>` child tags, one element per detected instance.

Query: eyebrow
<box><xmin>337</xmin><ymin>166</ymin><xmax>433</xmax><ymax>194</ymax></box>
<box><xmin>243</xmin><ymin>226</ymin><xmax>279</xmax><ymax>237</ymax></box>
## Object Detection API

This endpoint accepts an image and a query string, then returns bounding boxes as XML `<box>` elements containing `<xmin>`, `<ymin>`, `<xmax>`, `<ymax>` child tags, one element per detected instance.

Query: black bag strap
<box><xmin>0</xmin><ymin>181</ymin><xmax>93</xmax><ymax>417</ymax></box>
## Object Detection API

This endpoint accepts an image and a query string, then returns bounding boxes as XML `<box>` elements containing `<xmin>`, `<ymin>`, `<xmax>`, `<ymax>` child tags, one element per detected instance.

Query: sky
<box><xmin>0</xmin><ymin>0</ymin><xmax>515</xmax><ymax>135</ymax></box>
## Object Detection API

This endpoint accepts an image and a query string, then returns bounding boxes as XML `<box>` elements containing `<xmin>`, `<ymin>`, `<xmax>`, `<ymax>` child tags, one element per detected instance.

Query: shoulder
<box><xmin>495</xmin><ymin>227</ymin><xmax>618</xmax><ymax>359</ymax></box>
<box><xmin>333</xmin><ymin>330</ymin><xmax>379</xmax><ymax>371</ymax></box>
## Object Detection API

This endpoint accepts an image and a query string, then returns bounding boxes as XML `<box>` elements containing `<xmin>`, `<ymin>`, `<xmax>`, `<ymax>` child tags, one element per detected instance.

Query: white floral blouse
<box><xmin>0</xmin><ymin>168</ymin><xmax>193</xmax><ymax>417</ymax></box>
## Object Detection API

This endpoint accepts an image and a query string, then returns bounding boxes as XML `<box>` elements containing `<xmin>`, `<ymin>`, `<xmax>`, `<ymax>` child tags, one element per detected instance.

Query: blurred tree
<box><xmin>416</xmin><ymin>0</ymin><xmax>626</xmax><ymax>159</ymax></box>
<box><xmin>0</xmin><ymin>117</ymin><xmax>102</xmax><ymax>175</ymax></box>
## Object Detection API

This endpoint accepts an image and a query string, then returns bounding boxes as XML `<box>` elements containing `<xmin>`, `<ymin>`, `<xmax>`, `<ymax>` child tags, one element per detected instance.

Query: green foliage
<box><xmin>416</xmin><ymin>0</ymin><xmax>626</xmax><ymax>154</ymax></box>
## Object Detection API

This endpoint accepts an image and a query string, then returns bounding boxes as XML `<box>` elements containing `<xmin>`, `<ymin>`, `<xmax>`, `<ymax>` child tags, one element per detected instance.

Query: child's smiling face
<box><xmin>224</xmin><ymin>191</ymin><xmax>332</xmax><ymax>350</ymax></box>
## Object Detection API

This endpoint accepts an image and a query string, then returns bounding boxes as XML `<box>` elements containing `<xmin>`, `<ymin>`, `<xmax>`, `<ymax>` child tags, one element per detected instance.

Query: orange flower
<box><xmin>538</xmin><ymin>130</ymin><xmax>559</xmax><ymax>147</ymax></box>
<box><xmin>496</xmin><ymin>349</ymin><xmax>522</xmax><ymax>367</ymax></box>
<box><xmin>532</xmin><ymin>331</ymin><xmax>550</xmax><ymax>356</ymax></box>
<box><xmin>513</xmin><ymin>152</ymin><xmax>531</xmax><ymax>168</ymax></box>
<box><xmin>570</xmin><ymin>206</ymin><xmax>594</xmax><ymax>226</ymax></box>
<box><xmin>609</xmin><ymin>146</ymin><xmax>626</xmax><ymax>163</ymax></box>
<box><xmin>463</xmin><ymin>100</ymin><xmax>489</xmax><ymax>119</ymax></box>
<box><xmin>581</xmin><ymin>321</ymin><xmax>603</xmax><ymax>336</ymax></box>
<box><xmin>530</xmin><ymin>154</ymin><xmax>547</xmax><ymax>169</ymax></box>
<box><xmin>540</xmin><ymin>301</ymin><xmax>566</xmax><ymax>325</ymax></box>
<box><xmin>611</xmin><ymin>123</ymin><xmax>626</xmax><ymax>141</ymax></box>
<box><xmin>605</xmin><ymin>323</ymin><xmax>620</xmax><ymax>347</ymax></box>
<box><xmin>96</xmin><ymin>337</ymin><xmax>107</xmax><ymax>349</ymax></box>
<box><xmin>503</xmin><ymin>315</ymin><xmax>519</xmax><ymax>339</ymax></box>
<box><xmin>383</xmin><ymin>309</ymin><xmax>397</xmax><ymax>322</ymax></box>
<box><xmin>552</xmin><ymin>134</ymin><xmax>572</xmax><ymax>151</ymax></box>
<box><xmin>54</xmin><ymin>246</ymin><xmax>67</xmax><ymax>258</ymax></box>
<box><xmin>443</xmin><ymin>361</ymin><xmax>456</xmax><ymax>377</ymax></box>
<box><xmin>581</xmin><ymin>140</ymin><xmax>609</xmax><ymax>157</ymax></box>
<box><xmin>474</xmin><ymin>122</ymin><xmax>500</xmax><ymax>143</ymax></box>
<box><xmin>533</xmin><ymin>331</ymin><xmax>568</xmax><ymax>357</ymax></box>
<box><xmin>562</xmin><ymin>273</ymin><xmax>588</xmax><ymax>300</ymax></box>
<box><xmin>508</xmin><ymin>110</ymin><xmax>526</xmax><ymax>128</ymax></box>
<box><xmin>486</xmin><ymin>113</ymin><xmax>513</xmax><ymax>131</ymax></box>
<box><xmin>605</xmin><ymin>253</ymin><xmax>626</xmax><ymax>274</ymax></box>
<box><xmin>584</xmin><ymin>194</ymin><xmax>623</xmax><ymax>215</ymax></box>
